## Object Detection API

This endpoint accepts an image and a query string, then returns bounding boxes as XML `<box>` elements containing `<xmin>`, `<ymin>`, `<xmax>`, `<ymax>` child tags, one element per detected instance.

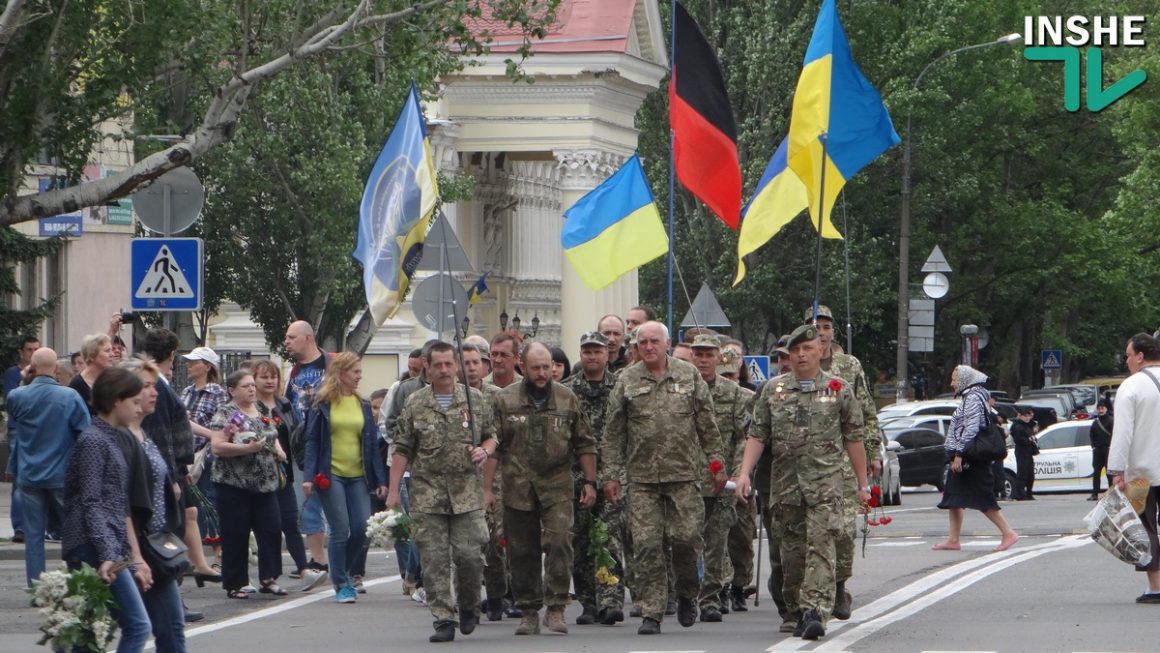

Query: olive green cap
<box><xmin>717</xmin><ymin>348</ymin><xmax>742</xmax><ymax>374</ymax></box>
<box><xmin>773</xmin><ymin>334</ymin><xmax>791</xmax><ymax>357</ymax></box>
<box><xmin>690</xmin><ymin>334</ymin><xmax>722</xmax><ymax>349</ymax></box>
<box><xmin>785</xmin><ymin>323</ymin><xmax>818</xmax><ymax>349</ymax></box>
<box><xmin>802</xmin><ymin>304</ymin><xmax>834</xmax><ymax>323</ymax></box>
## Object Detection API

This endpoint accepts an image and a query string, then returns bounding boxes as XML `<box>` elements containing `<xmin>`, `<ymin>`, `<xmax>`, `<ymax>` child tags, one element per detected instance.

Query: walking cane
<box><xmin>753</xmin><ymin>489</ymin><xmax>762</xmax><ymax>607</ymax></box>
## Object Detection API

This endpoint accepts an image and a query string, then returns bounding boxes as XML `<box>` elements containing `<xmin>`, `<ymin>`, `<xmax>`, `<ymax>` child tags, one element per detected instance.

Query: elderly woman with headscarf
<box><xmin>932</xmin><ymin>365</ymin><xmax>1020</xmax><ymax>552</ymax></box>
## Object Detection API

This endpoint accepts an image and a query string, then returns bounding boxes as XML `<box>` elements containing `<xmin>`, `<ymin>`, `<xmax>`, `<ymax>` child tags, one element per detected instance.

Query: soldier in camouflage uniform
<box><xmin>754</xmin><ymin>336</ymin><xmax>794</xmax><ymax>632</ymax></box>
<box><xmin>689</xmin><ymin>334</ymin><xmax>754</xmax><ymax>622</ymax></box>
<box><xmin>603</xmin><ymin>321</ymin><xmax>728</xmax><ymax>635</ymax></box>
<box><xmin>462</xmin><ymin>343</ymin><xmax>512</xmax><ymax>622</ymax></box>
<box><xmin>567</xmin><ymin>331</ymin><xmax>628</xmax><ymax>626</ymax></box>
<box><xmin>489</xmin><ymin>342</ymin><xmax>598</xmax><ymax>636</ymax></box>
<box><xmin>389</xmin><ymin>341</ymin><xmax>496</xmax><ymax>643</ymax></box>
<box><xmin>735</xmin><ymin>324</ymin><xmax>869</xmax><ymax>641</ymax></box>
<box><xmin>720</xmin><ymin>346</ymin><xmax>757</xmax><ymax>613</ymax></box>
<box><xmin>805</xmin><ymin>305</ymin><xmax>881</xmax><ymax>620</ymax></box>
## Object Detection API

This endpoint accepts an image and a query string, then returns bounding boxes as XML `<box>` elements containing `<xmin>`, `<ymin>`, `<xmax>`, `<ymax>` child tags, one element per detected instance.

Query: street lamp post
<box><xmin>895</xmin><ymin>32</ymin><xmax>1022</xmax><ymax>402</ymax></box>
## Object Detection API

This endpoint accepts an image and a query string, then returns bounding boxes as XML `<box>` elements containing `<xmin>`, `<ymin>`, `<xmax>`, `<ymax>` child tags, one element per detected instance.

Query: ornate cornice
<box><xmin>553</xmin><ymin>149</ymin><xmax>627</xmax><ymax>191</ymax></box>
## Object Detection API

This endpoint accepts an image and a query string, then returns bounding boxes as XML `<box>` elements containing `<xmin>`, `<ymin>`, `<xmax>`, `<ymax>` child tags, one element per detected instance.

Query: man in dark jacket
<box><xmin>1010</xmin><ymin>406</ymin><xmax>1038</xmax><ymax>500</ymax></box>
<box><xmin>1088</xmin><ymin>399</ymin><xmax>1114</xmax><ymax>500</ymax></box>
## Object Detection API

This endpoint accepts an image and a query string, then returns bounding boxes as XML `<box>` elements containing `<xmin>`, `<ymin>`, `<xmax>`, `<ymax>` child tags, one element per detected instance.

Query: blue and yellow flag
<box><xmin>355</xmin><ymin>83</ymin><xmax>440</xmax><ymax>326</ymax></box>
<box><xmin>733</xmin><ymin>136</ymin><xmax>809</xmax><ymax>285</ymax></box>
<box><xmin>467</xmin><ymin>272</ymin><xmax>490</xmax><ymax>305</ymax></box>
<box><xmin>562</xmin><ymin>155</ymin><xmax>668</xmax><ymax>291</ymax></box>
<box><xmin>787</xmin><ymin>0</ymin><xmax>900</xmax><ymax>237</ymax></box>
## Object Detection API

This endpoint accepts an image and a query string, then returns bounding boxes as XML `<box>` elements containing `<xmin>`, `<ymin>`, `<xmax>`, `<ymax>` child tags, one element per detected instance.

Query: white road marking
<box><xmin>882</xmin><ymin>506</ymin><xmax>939</xmax><ymax>514</ymax></box>
<box><xmin>813</xmin><ymin>535</ymin><xmax>1090</xmax><ymax>651</ymax></box>
<box><xmin>870</xmin><ymin>542</ymin><xmax>925</xmax><ymax>547</ymax></box>
<box><xmin>960</xmin><ymin>540</ymin><xmax>1000</xmax><ymax>547</ymax></box>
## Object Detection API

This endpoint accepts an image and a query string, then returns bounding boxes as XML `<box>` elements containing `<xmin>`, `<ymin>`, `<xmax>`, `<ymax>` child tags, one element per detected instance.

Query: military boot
<box><xmin>637</xmin><ymin>617</ymin><xmax>661</xmax><ymax>635</ymax></box>
<box><xmin>514</xmin><ymin>611</ymin><xmax>540</xmax><ymax>635</ymax></box>
<box><xmin>731</xmin><ymin>585</ymin><xmax>749</xmax><ymax>612</ymax></box>
<box><xmin>677</xmin><ymin>597</ymin><xmax>697</xmax><ymax>627</ymax></box>
<box><xmin>832</xmin><ymin>581</ymin><xmax>852</xmax><ymax>620</ymax></box>
<box><xmin>544</xmin><ymin>606</ymin><xmax>569</xmax><ymax>634</ymax></box>
<box><xmin>486</xmin><ymin>597</ymin><xmax>504</xmax><ymax>621</ymax></box>
<box><xmin>575</xmin><ymin>605</ymin><xmax>598</xmax><ymax>625</ymax></box>
<box><xmin>459</xmin><ymin>608</ymin><xmax>478</xmax><ymax>635</ymax></box>
<box><xmin>718</xmin><ymin>588</ymin><xmax>730</xmax><ymax>614</ymax></box>
<box><xmin>779</xmin><ymin>612</ymin><xmax>799</xmax><ymax>633</ymax></box>
<box><xmin>800</xmin><ymin>609</ymin><xmax>825</xmax><ymax>640</ymax></box>
<box><xmin>429</xmin><ymin>622</ymin><xmax>456</xmax><ymax>642</ymax></box>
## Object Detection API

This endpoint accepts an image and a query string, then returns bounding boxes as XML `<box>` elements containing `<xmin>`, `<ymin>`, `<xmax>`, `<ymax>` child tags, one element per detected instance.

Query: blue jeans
<box><xmin>18</xmin><ymin>486</ymin><xmax>65</xmax><ymax>587</ymax></box>
<box><xmin>142</xmin><ymin>578</ymin><xmax>186</xmax><ymax>653</ymax></box>
<box><xmin>10</xmin><ymin>482</ymin><xmax>24</xmax><ymax>532</ymax></box>
<box><xmin>66</xmin><ymin>543</ymin><xmax>152</xmax><ymax>653</ymax></box>
<box><xmin>396</xmin><ymin>477</ymin><xmax>421</xmax><ymax>583</ymax></box>
<box><xmin>294</xmin><ymin>480</ymin><xmax>328</xmax><ymax>536</ymax></box>
<box><xmin>317</xmin><ymin>476</ymin><xmax>371</xmax><ymax>588</ymax></box>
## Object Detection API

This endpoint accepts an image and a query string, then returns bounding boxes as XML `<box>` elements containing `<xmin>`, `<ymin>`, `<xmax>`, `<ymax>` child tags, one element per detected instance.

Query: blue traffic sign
<box><xmin>744</xmin><ymin>355</ymin><xmax>771</xmax><ymax>384</ymax></box>
<box><xmin>130</xmin><ymin>238</ymin><xmax>203</xmax><ymax>311</ymax></box>
<box><xmin>1041</xmin><ymin>349</ymin><xmax>1063</xmax><ymax>370</ymax></box>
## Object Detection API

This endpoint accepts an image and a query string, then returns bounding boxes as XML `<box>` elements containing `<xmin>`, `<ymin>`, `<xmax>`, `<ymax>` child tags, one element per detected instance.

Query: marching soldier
<box><xmin>489</xmin><ymin>342</ymin><xmax>598</xmax><ymax>636</ymax></box>
<box><xmin>735</xmin><ymin>324</ymin><xmax>869</xmax><ymax>641</ymax></box>
<box><xmin>567</xmin><ymin>331</ymin><xmax>628</xmax><ymax>626</ymax></box>
<box><xmin>603</xmin><ymin>321</ymin><xmax>727</xmax><ymax>635</ymax></box>
<box><xmin>689</xmin><ymin>334</ymin><xmax>754</xmax><ymax>622</ymax></box>
<box><xmin>389</xmin><ymin>341</ymin><xmax>496</xmax><ymax>643</ymax></box>
<box><xmin>805</xmin><ymin>305</ymin><xmax>881</xmax><ymax>619</ymax></box>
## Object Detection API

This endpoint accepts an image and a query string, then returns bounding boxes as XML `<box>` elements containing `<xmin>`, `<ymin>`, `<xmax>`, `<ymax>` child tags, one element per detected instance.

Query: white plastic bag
<box><xmin>1084</xmin><ymin>486</ymin><xmax>1153</xmax><ymax>567</ymax></box>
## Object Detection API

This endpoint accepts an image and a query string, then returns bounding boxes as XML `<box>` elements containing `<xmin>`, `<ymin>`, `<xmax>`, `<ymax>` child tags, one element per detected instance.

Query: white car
<box><xmin>877</xmin><ymin>400</ymin><xmax>960</xmax><ymax>423</ymax></box>
<box><xmin>1002</xmin><ymin>418</ymin><xmax>1106</xmax><ymax>495</ymax></box>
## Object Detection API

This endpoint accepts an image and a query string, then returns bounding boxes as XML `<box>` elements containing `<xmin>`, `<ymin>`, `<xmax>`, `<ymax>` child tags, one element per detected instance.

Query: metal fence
<box><xmin>170</xmin><ymin>350</ymin><xmax>253</xmax><ymax>391</ymax></box>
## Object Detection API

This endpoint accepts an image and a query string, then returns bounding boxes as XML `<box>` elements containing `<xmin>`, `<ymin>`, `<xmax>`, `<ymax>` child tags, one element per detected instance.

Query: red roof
<box><xmin>468</xmin><ymin>0</ymin><xmax>638</xmax><ymax>54</ymax></box>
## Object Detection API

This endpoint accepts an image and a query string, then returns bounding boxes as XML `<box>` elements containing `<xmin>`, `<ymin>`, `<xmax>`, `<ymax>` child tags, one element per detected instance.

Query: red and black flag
<box><xmin>668</xmin><ymin>1</ymin><xmax>741</xmax><ymax>230</ymax></box>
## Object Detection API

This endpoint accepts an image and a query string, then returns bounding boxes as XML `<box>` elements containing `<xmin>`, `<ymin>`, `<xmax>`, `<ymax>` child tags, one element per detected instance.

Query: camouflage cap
<box><xmin>773</xmin><ymin>334</ymin><xmax>791</xmax><ymax>357</ymax></box>
<box><xmin>785</xmin><ymin>323</ymin><xmax>818</xmax><ymax>349</ymax></box>
<box><xmin>579</xmin><ymin>331</ymin><xmax>609</xmax><ymax>348</ymax></box>
<box><xmin>626</xmin><ymin>327</ymin><xmax>640</xmax><ymax>347</ymax></box>
<box><xmin>690</xmin><ymin>333</ymin><xmax>722</xmax><ymax>349</ymax></box>
<box><xmin>717</xmin><ymin>348</ymin><xmax>742</xmax><ymax>375</ymax></box>
<box><xmin>802</xmin><ymin>304</ymin><xmax>834</xmax><ymax>323</ymax></box>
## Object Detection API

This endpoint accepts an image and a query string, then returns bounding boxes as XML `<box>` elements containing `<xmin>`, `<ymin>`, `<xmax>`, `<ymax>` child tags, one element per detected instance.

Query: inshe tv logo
<box><xmin>1023</xmin><ymin>16</ymin><xmax>1148</xmax><ymax>112</ymax></box>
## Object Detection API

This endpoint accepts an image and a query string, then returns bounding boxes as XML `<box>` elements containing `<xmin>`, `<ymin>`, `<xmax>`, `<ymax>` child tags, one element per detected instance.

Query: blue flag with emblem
<box><xmin>355</xmin><ymin>83</ymin><xmax>440</xmax><ymax>326</ymax></box>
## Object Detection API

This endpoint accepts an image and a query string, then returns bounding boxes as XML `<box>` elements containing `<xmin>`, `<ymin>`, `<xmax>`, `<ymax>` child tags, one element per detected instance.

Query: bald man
<box><xmin>5</xmin><ymin>348</ymin><xmax>90</xmax><ymax>587</ymax></box>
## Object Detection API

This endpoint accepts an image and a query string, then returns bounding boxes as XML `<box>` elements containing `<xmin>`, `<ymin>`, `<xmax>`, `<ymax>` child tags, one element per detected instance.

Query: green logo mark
<box><xmin>1025</xmin><ymin>46</ymin><xmax>1147</xmax><ymax>112</ymax></box>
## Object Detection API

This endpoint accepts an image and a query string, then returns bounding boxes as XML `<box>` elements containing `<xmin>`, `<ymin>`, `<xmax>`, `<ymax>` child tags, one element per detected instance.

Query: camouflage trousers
<box><xmin>572</xmin><ymin>499</ymin><xmax>627</xmax><ymax>612</ymax></box>
<box><xmin>411</xmin><ymin>510</ymin><xmax>488</xmax><ymax>627</ymax></box>
<box><xmin>728</xmin><ymin>495</ymin><xmax>757</xmax><ymax>588</ymax></box>
<box><xmin>769</xmin><ymin>500</ymin><xmax>842</xmax><ymax>625</ymax></box>
<box><xmin>760</xmin><ymin>502</ymin><xmax>788</xmax><ymax>618</ymax></box>
<box><xmin>483</xmin><ymin>501</ymin><xmax>508</xmax><ymax>599</ymax></box>
<box><xmin>836</xmin><ymin>485</ymin><xmax>858</xmax><ymax>583</ymax></box>
<box><xmin>698</xmin><ymin>495</ymin><xmax>736</xmax><ymax>609</ymax></box>
<box><xmin>505</xmin><ymin>499</ymin><xmax>574</xmax><ymax>611</ymax></box>
<box><xmin>627</xmin><ymin>481</ymin><xmax>704</xmax><ymax>622</ymax></box>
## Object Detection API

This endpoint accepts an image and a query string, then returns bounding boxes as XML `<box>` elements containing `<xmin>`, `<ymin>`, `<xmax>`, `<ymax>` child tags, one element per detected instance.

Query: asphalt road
<box><xmin>1</xmin><ymin>487</ymin><xmax>1157</xmax><ymax>652</ymax></box>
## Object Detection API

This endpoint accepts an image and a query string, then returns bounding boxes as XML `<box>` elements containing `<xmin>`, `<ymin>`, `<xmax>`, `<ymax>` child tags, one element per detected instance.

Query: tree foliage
<box><xmin>639</xmin><ymin>0</ymin><xmax>1160</xmax><ymax>394</ymax></box>
<box><xmin>0</xmin><ymin>227</ymin><xmax>61</xmax><ymax>370</ymax></box>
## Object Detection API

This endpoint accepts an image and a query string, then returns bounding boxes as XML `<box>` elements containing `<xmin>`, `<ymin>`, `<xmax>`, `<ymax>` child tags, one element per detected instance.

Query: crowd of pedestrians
<box><xmin>8</xmin><ymin>310</ymin><xmax>1160</xmax><ymax>650</ymax></box>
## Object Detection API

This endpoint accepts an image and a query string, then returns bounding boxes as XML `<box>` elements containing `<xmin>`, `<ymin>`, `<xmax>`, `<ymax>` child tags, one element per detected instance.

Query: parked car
<box><xmin>1045</xmin><ymin>383</ymin><xmax>1099</xmax><ymax>414</ymax></box>
<box><xmin>1018</xmin><ymin>396</ymin><xmax>1067</xmax><ymax>427</ymax></box>
<box><xmin>1020</xmin><ymin>389</ymin><xmax>1078</xmax><ymax>418</ymax></box>
<box><xmin>881</xmin><ymin>414</ymin><xmax>953</xmax><ymax>441</ymax></box>
<box><xmin>876</xmin><ymin>400</ymin><xmax>960</xmax><ymax>424</ymax></box>
<box><xmin>1078</xmin><ymin>376</ymin><xmax>1125</xmax><ymax>403</ymax></box>
<box><xmin>890</xmin><ymin>428</ymin><xmax>950</xmax><ymax>490</ymax></box>
<box><xmin>1001</xmin><ymin>418</ymin><xmax>1107</xmax><ymax>495</ymax></box>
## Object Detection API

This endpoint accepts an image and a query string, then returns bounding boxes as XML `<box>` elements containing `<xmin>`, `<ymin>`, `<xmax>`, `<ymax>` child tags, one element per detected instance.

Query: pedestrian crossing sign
<box><xmin>130</xmin><ymin>238</ymin><xmax>203</xmax><ymax>311</ymax></box>
<box><xmin>1041</xmin><ymin>349</ymin><xmax>1063</xmax><ymax>370</ymax></box>
<box><xmin>744</xmin><ymin>355</ymin><xmax>770</xmax><ymax>384</ymax></box>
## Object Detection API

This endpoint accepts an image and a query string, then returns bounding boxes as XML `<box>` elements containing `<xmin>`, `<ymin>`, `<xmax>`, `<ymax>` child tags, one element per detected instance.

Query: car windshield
<box><xmin>883</xmin><ymin>415</ymin><xmax>946</xmax><ymax>438</ymax></box>
<box><xmin>878</xmin><ymin>406</ymin><xmax>914</xmax><ymax>422</ymax></box>
<box><xmin>1024</xmin><ymin>396</ymin><xmax>1066</xmax><ymax>416</ymax></box>
<box><xmin>1054</xmin><ymin>385</ymin><xmax>1097</xmax><ymax>406</ymax></box>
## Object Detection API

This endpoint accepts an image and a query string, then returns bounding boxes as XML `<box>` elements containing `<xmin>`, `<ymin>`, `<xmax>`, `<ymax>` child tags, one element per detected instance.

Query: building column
<box><xmin>503</xmin><ymin>159</ymin><xmax>563</xmax><ymax>345</ymax></box>
<box><xmin>554</xmin><ymin>149</ymin><xmax>634</xmax><ymax>360</ymax></box>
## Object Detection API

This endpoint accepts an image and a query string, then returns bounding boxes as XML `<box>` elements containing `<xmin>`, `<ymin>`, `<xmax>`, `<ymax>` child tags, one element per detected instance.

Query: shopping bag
<box><xmin>1084</xmin><ymin>486</ymin><xmax>1153</xmax><ymax>567</ymax></box>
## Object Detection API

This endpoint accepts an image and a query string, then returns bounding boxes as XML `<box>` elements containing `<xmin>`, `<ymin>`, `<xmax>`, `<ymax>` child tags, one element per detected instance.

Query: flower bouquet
<box><xmin>860</xmin><ymin>485</ymin><xmax>893</xmax><ymax>557</ymax></box>
<box><xmin>28</xmin><ymin>565</ymin><xmax>118</xmax><ymax>652</ymax></box>
<box><xmin>366</xmin><ymin>508</ymin><xmax>413</xmax><ymax>550</ymax></box>
<box><xmin>589</xmin><ymin>518</ymin><xmax>619</xmax><ymax>587</ymax></box>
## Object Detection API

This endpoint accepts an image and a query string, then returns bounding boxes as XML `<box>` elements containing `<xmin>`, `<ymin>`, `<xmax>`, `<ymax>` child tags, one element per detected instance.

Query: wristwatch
<box><xmin>584</xmin><ymin>480</ymin><xmax>598</xmax><ymax>487</ymax></box>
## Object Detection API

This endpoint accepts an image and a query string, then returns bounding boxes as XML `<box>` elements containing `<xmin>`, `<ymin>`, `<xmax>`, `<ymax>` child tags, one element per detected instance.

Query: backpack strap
<box><xmin>1141</xmin><ymin>368</ymin><xmax>1160</xmax><ymax>399</ymax></box>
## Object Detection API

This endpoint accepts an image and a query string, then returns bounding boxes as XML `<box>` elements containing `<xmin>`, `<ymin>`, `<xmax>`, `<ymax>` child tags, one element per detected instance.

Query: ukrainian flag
<box><xmin>467</xmin><ymin>272</ymin><xmax>489</xmax><ymax>305</ymax></box>
<box><xmin>732</xmin><ymin>136</ymin><xmax>809</xmax><ymax>286</ymax></box>
<box><xmin>355</xmin><ymin>83</ymin><xmax>440</xmax><ymax>326</ymax></box>
<box><xmin>787</xmin><ymin>0</ymin><xmax>900</xmax><ymax>237</ymax></box>
<box><xmin>562</xmin><ymin>155</ymin><xmax>668</xmax><ymax>291</ymax></box>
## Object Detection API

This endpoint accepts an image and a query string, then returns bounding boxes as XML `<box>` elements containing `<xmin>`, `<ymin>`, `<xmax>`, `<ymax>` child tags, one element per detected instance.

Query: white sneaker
<box><xmin>411</xmin><ymin>587</ymin><xmax>427</xmax><ymax>604</ymax></box>
<box><xmin>299</xmin><ymin>569</ymin><xmax>329</xmax><ymax>593</ymax></box>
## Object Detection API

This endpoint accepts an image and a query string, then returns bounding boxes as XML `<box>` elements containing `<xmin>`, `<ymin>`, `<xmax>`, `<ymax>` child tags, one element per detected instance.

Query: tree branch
<box><xmin>0</xmin><ymin>0</ymin><xmax>28</xmax><ymax>59</ymax></box>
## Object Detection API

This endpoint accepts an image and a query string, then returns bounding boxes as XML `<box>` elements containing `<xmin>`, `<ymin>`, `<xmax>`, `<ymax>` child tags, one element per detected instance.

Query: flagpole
<box><xmin>812</xmin><ymin>133</ymin><xmax>828</xmax><ymax>321</ymax></box>
<box><xmin>842</xmin><ymin>190</ymin><xmax>853</xmax><ymax>354</ymax></box>
<box><xmin>666</xmin><ymin>0</ymin><xmax>678</xmax><ymax>336</ymax></box>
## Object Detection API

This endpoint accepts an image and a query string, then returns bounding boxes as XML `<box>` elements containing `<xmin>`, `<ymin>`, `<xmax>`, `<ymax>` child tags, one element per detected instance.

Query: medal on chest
<box><xmin>461</xmin><ymin>410</ymin><xmax>470</xmax><ymax>430</ymax></box>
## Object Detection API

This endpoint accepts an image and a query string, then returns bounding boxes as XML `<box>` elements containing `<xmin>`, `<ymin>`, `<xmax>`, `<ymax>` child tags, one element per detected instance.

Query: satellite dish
<box><xmin>132</xmin><ymin>167</ymin><xmax>205</xmax><ymax>234</ymax></box>
<box><xmin>410</xmin><ymin>273</ymin><xmax>469</xmax><ymax>335</ymax></box>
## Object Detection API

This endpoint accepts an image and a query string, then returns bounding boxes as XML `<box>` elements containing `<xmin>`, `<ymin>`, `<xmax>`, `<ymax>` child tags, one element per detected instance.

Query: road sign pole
<box><xmin>162</xmin><ymin>182</ymin><xmax>175</xmax><ymax>333</ymax></box>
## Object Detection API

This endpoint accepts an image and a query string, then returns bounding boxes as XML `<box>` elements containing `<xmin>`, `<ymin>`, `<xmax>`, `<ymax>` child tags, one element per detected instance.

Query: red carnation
<box><xmin>880</xmin><ymin>515</ymin><xmax>893</xmax><ymax>525</ymax></box>
<box><xmin>828</xmin><ymin>379</ymin><xmax>843</xmax><ymax>392</ymax></box>
<box><xmin>867</xmin><ymin>496</ymin><xmax>879</xmax><ymax>508</ymax></box>
<box><xmin>870</xmin><ymin>485</ymin><xmax>882</xmax><ymax>498</ymax></box>
<box><xmin>313</xmin><ymin>472</ymin><xmax>331</xmax><ymax>490</ymax></box>
<box><xmin>498</xmin><ymin>535</ymin><xmax>507</xmax><ymax>548</ymax></box>
<box><xmin>867</xmin><ymin>519</ymin><xmax>880</xmax><ymax>527</ymax></box>
<box><xmin>708</xmin><ymin>460</ymin><xmax>725</xmax><ymax>475</ymax></box>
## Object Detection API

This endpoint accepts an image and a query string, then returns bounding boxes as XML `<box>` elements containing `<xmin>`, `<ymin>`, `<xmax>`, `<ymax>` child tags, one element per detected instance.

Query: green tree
<box><xmin>0</xmin><ymin>228</ymin><xmax>62</xmax><ymax>370</ymax></box>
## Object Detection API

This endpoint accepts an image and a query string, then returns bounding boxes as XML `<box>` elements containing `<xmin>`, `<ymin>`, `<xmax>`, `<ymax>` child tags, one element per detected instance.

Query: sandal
<box><xmin>260</xmin><ymin>580</ymin><xmax>288</xmax><ymax>596</ymax></box>
<box><xmin>227</xmin><ymin>589</ymin><xmax>249</xmax><ymax>599</ymax></box>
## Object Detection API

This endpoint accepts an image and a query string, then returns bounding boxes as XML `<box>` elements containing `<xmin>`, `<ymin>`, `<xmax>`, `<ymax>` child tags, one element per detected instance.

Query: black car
<box><xmin>892</xmin><ymin>428</ymin><xmax>949</xmax><ymax>490</ymax></box>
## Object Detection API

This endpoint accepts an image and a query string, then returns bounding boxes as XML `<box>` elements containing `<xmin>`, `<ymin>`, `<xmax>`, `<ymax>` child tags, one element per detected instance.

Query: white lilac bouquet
<box><xmin>28</xmin><ymin>565</ymin><xmax>118</xmax><ymax>651</ymax></box>
<box><xmin>366</xmin><ymin>508</ymin><xmax>413</xmax><ymax>549</ymax></box>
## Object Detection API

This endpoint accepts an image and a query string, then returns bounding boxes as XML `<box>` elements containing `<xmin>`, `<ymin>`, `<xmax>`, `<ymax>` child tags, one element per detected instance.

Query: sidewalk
<box><xmin>0</xmin><ymin>481</ymin><xmax>60</xmax><ymax>561</ymax></box>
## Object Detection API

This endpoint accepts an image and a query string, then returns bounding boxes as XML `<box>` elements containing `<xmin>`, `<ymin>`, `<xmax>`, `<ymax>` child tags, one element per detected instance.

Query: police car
<box><xmin>1001</xmin><ymin>418</ymin><xmax>1107</xmax><ymax>495</ymax></box>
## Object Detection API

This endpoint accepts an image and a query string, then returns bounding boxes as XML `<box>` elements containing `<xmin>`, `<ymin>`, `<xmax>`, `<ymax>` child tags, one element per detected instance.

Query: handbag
<box><xmin>141</xmin><ymin>530</ymin><xmax>191</xmax><ymax>583</ymax></box>
<box><xmin>964</xmin><ymin>409</ymin><xmax>1008</xmax><ymax>463</ymax></box>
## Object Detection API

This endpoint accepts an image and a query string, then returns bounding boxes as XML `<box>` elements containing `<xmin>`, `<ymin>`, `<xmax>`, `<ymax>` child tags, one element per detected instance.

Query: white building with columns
<box><xmin>207</xmin><ymin>0</ymin><xmax>668</xmax><ymax>390</ymax></box>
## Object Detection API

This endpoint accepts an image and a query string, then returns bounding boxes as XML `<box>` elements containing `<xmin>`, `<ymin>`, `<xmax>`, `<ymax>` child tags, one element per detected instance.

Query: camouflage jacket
<box><xmin>566</xmin><ymin>370</ymin><xmax>618</xmax><ymax>484</ymax></box>
<box><xmin>394</xmin><ymin>383</ymin><xmax>495</xmax><ymax>515</ymax></box>
<box><xmin>603</xmin><ymin>357</ymin><xmax>725</xmax><ymax>485</ymax></box>
<box><xmin>749</xmin><ymin>370</ymin><xmax>864</xmax><ymax>506</ymax></box>
<box><xmin>493</xmin><ymin>382</ymin><xmax>597</xmax><ymax>510</ymax></box>
<box><xmin>702</xmin><ymin>376</ymin><xmax>754</xmax><ymax>496</ymax></box>
<box><xmin>474</xmin><ymin>382</ymin><xmax>502</xmax><ymax>494</ymax></box>
<box><xmin>822</xmin><ymin>349</ymin><xmax>880</xmax><ymax>456</ymax></box>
